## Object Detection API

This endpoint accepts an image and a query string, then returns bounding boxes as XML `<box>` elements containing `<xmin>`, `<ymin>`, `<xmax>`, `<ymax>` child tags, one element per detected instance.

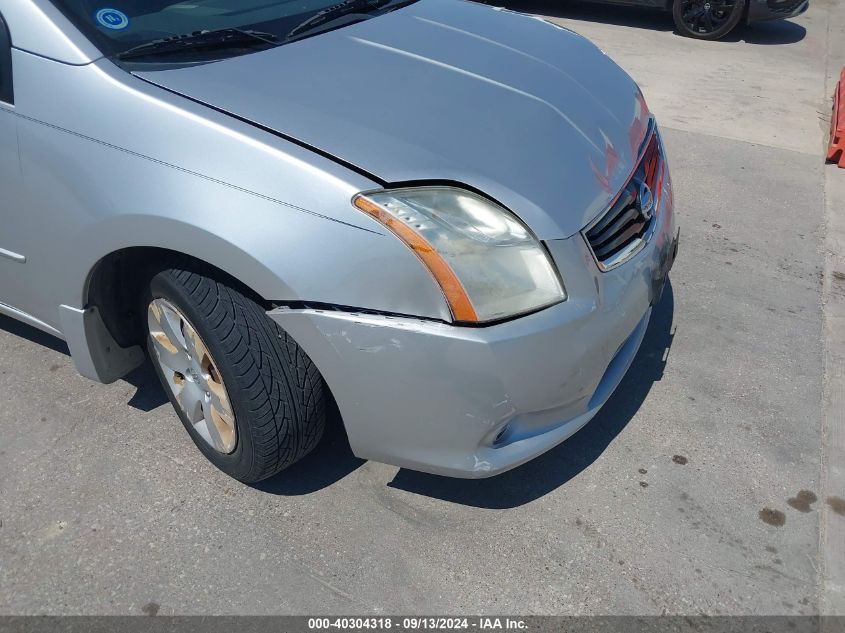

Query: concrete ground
<box><xmin>1</xmin><ymin>0</ymin><xmax>844</xmax><ymax>617</ymax></box>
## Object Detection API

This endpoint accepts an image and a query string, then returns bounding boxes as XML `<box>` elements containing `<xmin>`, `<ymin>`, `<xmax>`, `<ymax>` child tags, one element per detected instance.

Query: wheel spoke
<box><xmin>207</xmin><ymin>379</ymin><xmax>233</xmax><ymax>421</ymax></box>
<box><xmin>166</xmin><ymin>309</ymin><xmax>190</xmax><ymax>351</ymax></box>
<box><xmin>148</xmin><ymin>301</ymin><xmax>188</xmax><ymax>373</ymax></box>
<box><xmin>150</xmin><ymin>332</ymin><xmax>186</xmax><ymax>373</ymax></box>
<box><xmin>206</xmin><ymin>378</ymin><xmax>236</xmax><ymax>452</ymax></box>
<box><xmin>150</xmin><ymin>301</ymin><xmax>188</xmax><ymax>355</ymax></box>
<box><xmin>178</xmin><ymin>381</ymin><xmax>205</xmax><ymax>424</ymax></box>
<box><xmin>211</xmin><ymin>412</ymin><xmax>236</xmax><ymax>452</ymax></box>
<box><xmin>199</xmin><ymin>398</ymin><xmax>227</xmax><ymax>452</ymax></box>
<box><xmin>183</xmin><ymin>320</ymin><xmax>209</xmax><ymax>366</ymax></box>
<box><xmin>683</xmin><ymin>6</ymin><xmax>704</xmax><ymax>19</ymax></box>
<box><xmin>147</xmin><ymin>297</ymin><xmax>238</xmax><ymax>456</ymax></box>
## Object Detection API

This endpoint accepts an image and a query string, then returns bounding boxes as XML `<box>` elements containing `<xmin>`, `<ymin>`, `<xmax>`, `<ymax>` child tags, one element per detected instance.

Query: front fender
<box><xmin>56</xmin><ymin>193</ymin><xmax>454</xmax><ymax>383</ymax></box>
<box><xmin>10</xmin><ymin>50</ymin><xmax>450</xmax><ymax>324</ymax></box>
<box><xmin>65</xmin><ymin>203</ymin><xmax>451</xmax><ymax>322</ymax></box>
<box><xmin>48</xmin><ymin>156</ymin><xmax>453</xmax><ymax>384</ymax></box>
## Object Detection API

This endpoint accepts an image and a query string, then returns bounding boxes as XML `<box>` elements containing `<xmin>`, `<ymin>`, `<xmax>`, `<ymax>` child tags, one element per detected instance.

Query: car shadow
<box><xmin>0</xmin><ymin>313</ymin><xmax>71</xmax><ymax>355</ymax></box>
<box><xmin>727</xmin><ymin>19</ymin><xmax>806</xmax><ymax>45</ymax></box>
<box><xmin>123</xmin><ymin>361</ymin><xmax>170</xmax><ymax>411</ymax></box>
<box><xmin>385</xmin><ymin>280</ymin><xmax>676</xmax><ymax>509</ymax></box>
<box><xmin>491</xmin><ymin>0</ymin><xmax>806</xmax><ymax>45</ymax></box>
<box><xmin>0</xmin><ymin>314</ymin><xmax>168</xmax><ymax>412</ymax></box>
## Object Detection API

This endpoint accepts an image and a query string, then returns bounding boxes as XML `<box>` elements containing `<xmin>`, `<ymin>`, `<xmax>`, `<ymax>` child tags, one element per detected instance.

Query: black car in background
<box><xmin>571</xmin><ymin>0</ymin><xmax>808</xmax><ymax>39</ymax></box>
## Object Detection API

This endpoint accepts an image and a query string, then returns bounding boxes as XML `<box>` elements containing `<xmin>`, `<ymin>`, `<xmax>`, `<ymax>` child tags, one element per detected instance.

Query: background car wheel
<box><xmin>673</xmin><ymin>0</ymin><xmax>745</xmax><ymax>39</ymax></box>
<box><xmin>144</xmin><ymin>265</ymin><xmax>326</xmax><ymax>483</ymax></box>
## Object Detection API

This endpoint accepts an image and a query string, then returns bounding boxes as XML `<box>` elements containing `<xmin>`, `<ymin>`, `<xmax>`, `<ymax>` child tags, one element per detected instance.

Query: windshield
<box><xmin>48</xmin><ymin>0</ymin><xmax>398</xmax><ymax>61</ymax></box>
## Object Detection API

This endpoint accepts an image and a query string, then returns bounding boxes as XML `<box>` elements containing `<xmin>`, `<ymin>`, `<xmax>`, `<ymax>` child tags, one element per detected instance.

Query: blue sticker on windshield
<box><xmin>95</xmin><ymin>8</ymin><xmax>130</xmax><ymax>30</ymax></box>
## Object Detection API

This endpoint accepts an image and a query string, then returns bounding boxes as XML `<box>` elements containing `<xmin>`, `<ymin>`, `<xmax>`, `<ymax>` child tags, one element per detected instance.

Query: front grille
<box><xmin>584</xmin><ymin>130</ymin><xmax>663</xmax><ymax>270</ymax></box>
<box><xmin>766</xmin><ymin>0</ymin><xmax>804</xmax><ymax>13</ymax></box>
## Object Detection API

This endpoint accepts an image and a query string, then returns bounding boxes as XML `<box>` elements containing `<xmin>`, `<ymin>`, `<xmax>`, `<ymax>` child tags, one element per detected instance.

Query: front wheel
<box><xmin>672</xmin><ymin>0</ymin><xmax>745</xmax><ymax>40</ymax></box>
<box><xmin>144</xmin><ymin>266</ymin><xmax>327</xmax><ymax>483</ymax></box>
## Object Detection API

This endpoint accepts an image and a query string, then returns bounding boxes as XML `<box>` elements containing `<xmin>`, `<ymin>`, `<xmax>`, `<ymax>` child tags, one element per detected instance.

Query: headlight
<box><xmin>352</xmin><ymin>187</ymin><xmax>566</xmax><ymax>323</ymax></box>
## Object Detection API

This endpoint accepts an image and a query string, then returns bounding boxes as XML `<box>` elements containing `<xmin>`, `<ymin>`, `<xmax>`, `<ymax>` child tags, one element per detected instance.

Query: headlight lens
<box><xmin>353</xmin><ymin>187</ymin><xmax>566</xmax><ymax>323</ymax></box>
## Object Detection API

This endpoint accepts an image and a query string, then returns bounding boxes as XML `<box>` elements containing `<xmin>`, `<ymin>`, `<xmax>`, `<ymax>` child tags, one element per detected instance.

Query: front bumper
<box><xmin>268</xmin><ymin>187</ymin><xmax>678</xmax><ymax>479</ymax></box>
<box><xmin>747</xmin><ymin>0</ymin><xmax>809</xmax><ymax>23</ymax></box>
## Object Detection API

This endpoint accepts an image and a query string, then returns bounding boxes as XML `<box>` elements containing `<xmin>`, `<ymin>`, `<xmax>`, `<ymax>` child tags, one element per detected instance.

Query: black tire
<box><xmin>144</xmin><ymin>265</ymin><xmax>326</xmax><ymax>483</ymax></box>
<box><xmin>673</xmin><ymin>0</ymin><xmax>745</xmax><ymax>40</ymax></box>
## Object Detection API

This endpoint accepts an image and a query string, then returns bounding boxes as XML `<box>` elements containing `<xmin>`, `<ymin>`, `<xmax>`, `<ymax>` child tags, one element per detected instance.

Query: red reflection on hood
<box><xmin>590</xmin><ymin>90</ymin><xmax>651</xmax><ymax>197</ymax></box>
<box><xmin>629</xmin><ymin>90</ymin><xmax>651</xmax><ymax>156</ymax></box>
<box><xmin>590</xmin><ymin>135</ymin><xmax>621</xmax><ymax>195</ymax></box>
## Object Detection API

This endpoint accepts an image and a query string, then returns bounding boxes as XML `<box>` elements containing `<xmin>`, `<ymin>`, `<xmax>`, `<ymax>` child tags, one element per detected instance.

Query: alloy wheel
<box><xmin>147</xmin><ymin>298</ymin><xmax>237</xmax><ymax>454</ymax></box>
<box><xmin>679</xmin><ymin>0</ymin><xmax>739</xmax><ymax>34</ymax></box>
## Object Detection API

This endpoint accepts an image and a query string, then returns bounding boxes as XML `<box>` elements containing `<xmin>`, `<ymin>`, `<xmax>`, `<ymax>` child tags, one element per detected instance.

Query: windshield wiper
<box><xmin>284</xmin><ymin>0</ymin><xmax>412</xmax><ymax>41</ymax></box>
<box><xmin>117</xmin><ymin>28</ymin><xmax>279</xmax><ymax>61</ymax></box>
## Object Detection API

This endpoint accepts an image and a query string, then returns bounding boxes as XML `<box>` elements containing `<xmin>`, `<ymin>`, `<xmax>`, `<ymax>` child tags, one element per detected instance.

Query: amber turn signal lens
<box><xmin>353</xmin><ymin>195</ymin><xmax>479</xmax><ymax>322</ymax></box>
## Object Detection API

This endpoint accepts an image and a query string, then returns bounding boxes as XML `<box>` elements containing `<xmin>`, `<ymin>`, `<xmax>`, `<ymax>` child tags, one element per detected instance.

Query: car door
<box><xmin>0</xmin><ymin>10</ymin><xmax>26</xmax><ymax>316</ymax></box>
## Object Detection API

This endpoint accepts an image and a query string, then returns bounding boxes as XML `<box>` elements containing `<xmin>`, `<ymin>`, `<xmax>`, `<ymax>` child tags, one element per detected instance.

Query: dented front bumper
<box><xmin>268</xmin><ymin>192</ymin><xmax>677</xmax><ymax>478</ymax></box>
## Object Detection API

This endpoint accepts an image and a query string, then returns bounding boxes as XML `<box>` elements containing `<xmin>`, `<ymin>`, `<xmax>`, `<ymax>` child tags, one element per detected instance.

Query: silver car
<box><xmin>0</xmin><ymin>0</ymin><xmax>678</xmax><ymax>482</ymax></box>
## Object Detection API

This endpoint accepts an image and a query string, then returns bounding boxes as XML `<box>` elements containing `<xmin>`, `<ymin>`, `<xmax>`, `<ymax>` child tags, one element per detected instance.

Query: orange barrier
<box><xmin>829</xmin><ymin>67</ymin><xmax>845</xmax><ymax>168</ymax></box>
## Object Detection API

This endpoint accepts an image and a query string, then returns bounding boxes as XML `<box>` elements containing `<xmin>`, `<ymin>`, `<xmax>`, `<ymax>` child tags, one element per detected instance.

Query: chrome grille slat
<box><xmin>583</xmin><ymin>125</ymin><xmax>663</xmax><ymax>271</ymax></box>
<box><xmin>592</xmin><ymin>221</ymin><xmax>647</xmax><ymax>258</ymax></box>
<box><xmin>587</xmin><ymin>189</ymin><xmax>637</xmax><ymax>236</ymax></box>
<box><xmin>588</xmin><ymin>205</ymin><xmax>641</xmax><ymax>249</ymax></box>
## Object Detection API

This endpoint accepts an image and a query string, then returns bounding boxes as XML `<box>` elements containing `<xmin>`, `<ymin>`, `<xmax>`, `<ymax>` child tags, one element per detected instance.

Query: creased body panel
<box><xmin>269</xmin><ymin>185</ymin><xmax>677</xmax><ymax>477</ymax></box>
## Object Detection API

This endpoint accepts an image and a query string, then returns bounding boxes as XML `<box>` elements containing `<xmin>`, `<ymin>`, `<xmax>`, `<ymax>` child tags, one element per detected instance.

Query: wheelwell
<box><xmin>86</xmin><ymin>247</ymin><xmax>272</xmax><ymax>350</ymax></box>
<box><xmin>83</xmin><ymin>246</ymin><xmax>346</xmax><ymax>437</ymax></box>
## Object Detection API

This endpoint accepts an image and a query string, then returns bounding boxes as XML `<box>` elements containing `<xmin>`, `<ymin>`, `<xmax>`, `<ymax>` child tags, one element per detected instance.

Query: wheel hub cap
<box><xmin>148</xmin><ymin>298</ymin><xmax>237</xmax><ymax>454</ymax></box>
<box><xmin>682</xmin><ymin>0</ymin><xmax>735</xmax><ymax>32</ymax></box>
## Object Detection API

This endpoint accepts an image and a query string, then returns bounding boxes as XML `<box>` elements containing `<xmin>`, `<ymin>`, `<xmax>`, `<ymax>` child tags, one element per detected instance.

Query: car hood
<box><xmin>135</xmin><ymin>0</ymin><xmax>650</xmax><ymax>239</ymax></box>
